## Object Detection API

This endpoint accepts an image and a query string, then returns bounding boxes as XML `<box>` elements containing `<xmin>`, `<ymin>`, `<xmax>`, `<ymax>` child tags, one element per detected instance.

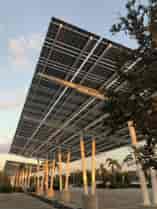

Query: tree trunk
<box><xmin>136</xmin><ymin>163</ymin><xmax>151</xmax><ymax>206</ymax></box>
<box><xmin>128</xmin><ymin>121</ymin><xmax>151</xmax><ymax>206</ymax></box>
<box><xmin>150</xmin><ymin>168</ymin><xmax>157</xmax><ymax>205</ymax></box>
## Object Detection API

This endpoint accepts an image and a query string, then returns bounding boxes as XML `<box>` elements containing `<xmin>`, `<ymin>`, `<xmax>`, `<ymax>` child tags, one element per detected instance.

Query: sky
<box><xmin>0</xmin><ymin>0</ymin><xmax>139</xmax><ymax>154</ymax></box>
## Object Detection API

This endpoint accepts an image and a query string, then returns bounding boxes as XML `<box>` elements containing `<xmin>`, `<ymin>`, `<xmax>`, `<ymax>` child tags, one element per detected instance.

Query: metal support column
<box><xmin>58</xmin><ymin>150</ymin><xmax>63</xmax><ymax>192</ymax></box>
<box><xmin>36</xmin><ymin>162</ymin><xmax>40</xmax><ymax>195</ymax></box>
<box><xmin>44</xmin><ymin>160</ymin><xmax>49</xmax><ymax>196</ymax></box>
<box><xmin>91</xmin><ymin>139</ymin><xmax>96</xmax><ymax>195</ymax></box>
<box><xmin>48</xmin><ymin>159</ymin><xmax>55</xmax><ymax>197</ymax></box>
<box><xmin>80</xmin><ymin>137</ymin><xmax>88</xmax><ymax>195</ymax></box>
<box><xmin>28</xmin><ymin>166</ymin><xmax>32</xmax><ymax>190</ymax></box>
<box><xmin>64</xmin><ymin>151</ymin><xmax>71</xmax><ymax>191</ymax></box>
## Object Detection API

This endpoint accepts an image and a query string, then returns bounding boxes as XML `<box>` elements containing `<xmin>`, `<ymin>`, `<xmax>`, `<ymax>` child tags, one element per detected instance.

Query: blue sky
<box><xmin>0</xmin><ymin>0</ymin><xmax>138</xmax><ymax>153</ymax></box>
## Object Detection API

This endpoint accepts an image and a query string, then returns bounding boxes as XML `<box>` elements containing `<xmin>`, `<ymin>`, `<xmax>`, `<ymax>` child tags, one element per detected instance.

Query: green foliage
<box><xmin>106</xmin><ymin>158</ymin><xmax>121</xmax><ymax>172</ymax></box>
<box><xmin>111</xmin><ymin>0</ymin><xmax>157</xmax><ymax>48</ymax></box>
<box><xmin>0</xmin><ymin>185</ymin><xmax>13</xmax><ymax>193</ymax></box>
<box><xmin>53</xmin><ymin>175</ymin><xmax>65</xmax><ymax>190</ymax></box>
<box><xmin>97</xmin><ymin>159</ymin><xmax>132</xmax><ymax>188</ymax></box>
<box><xmin>0</xmin><ymin>172</ymin><xmax>13</xmax><ymax>193</ymax></box>
<box><xmin>68</xmin><ymin>158</ymin><xmax>134</xmax><ymax>189</ymax></box>
<box><xmin>103</xmin><ymin>0</ymin><xmax>157</xmax><ymax>170</ymax></box>
<box><xmin>69</xmin><ymin>170</ymin><xmax>92</xmax><ymax>187</ymax></box>
<box><xmin>13</xmin><ymin>186</ymin><xmax>23</xmax><ymax>192</ymax></box>
<box><xmin>97</xmin><ymin>163</ymin><xmax>109</xmax><ymax>183</ymax></box>
<box><xmin>133</xmin><ymin>144</ymin><xmax>157</xmax><ymax>169</ymax></box>
<box><xmin>53</xmin><ymin>176</ymin><xmax>60</xmax><ymax>190</ymax></box>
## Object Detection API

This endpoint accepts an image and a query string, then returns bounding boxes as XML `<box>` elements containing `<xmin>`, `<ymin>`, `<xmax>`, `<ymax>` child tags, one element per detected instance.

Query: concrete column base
<box><xmin>82</xmin><ymin>194</ymin><xmax>98</xmax><ymax>209</ymax></box>
<box><xmin>59</xmin><ymin>191</ymin><xmax>71</xmax><ymax>203</ymax></box>
<box><xmin>36</xmin><ymin>187</ymin><xmax>44</xmax><ymax>196</ymax></box>
<box><xmin>22</xmin><ymin>186</ymin><xmax>27</xmax><ymax>192</ymax></box>
<box><xmin>46</xmin><ymin>189</ymin><xmax>54</xmax><ymax>198</ymax></box>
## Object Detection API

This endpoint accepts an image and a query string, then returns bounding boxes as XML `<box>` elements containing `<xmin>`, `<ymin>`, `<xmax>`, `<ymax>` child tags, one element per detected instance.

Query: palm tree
<box><xmin>121</xmin><ymin>154</ymin><xmax>135</xmax><ymax>186</ymax></box>
<box><xmin>123</xmin><ymin>154</ymin><xmax>134</xmax><ymax>167</ymax></box>
<box><xmin>126</xmin><ymin>148</ymin><xmax>151</xmax><ymax>206</ymax></box>
<box><xmin>97</xmin><ymin>163</ymin><xmax>109</xmax><ymax>186</ymax></box>
<box><xmin>106</xmin><ymin>158</ymin><xmax>121</xmax><ymax>186</ymax></box>
<box><xmin>106</xmin><ymin>158</ymin><xmax>121</xmax><ymax>173</ymax></box>
<box><xmin>0</xmin><ymin>172</ymin><xmax>11</xmax><ymax>187</ymax></box>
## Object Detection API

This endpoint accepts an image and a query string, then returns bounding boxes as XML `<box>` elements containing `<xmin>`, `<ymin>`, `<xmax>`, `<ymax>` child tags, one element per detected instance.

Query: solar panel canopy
<box><xmin>10</xmin><ymin>17</ymin><xmax>133</xmax><ymax>161</ymax></box>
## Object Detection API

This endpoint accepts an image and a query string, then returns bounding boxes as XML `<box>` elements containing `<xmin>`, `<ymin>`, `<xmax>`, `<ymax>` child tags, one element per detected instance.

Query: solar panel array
<box><xmin>10</xmin><ymin>17</ymin><xmax>133</xmax><ymax>160</ymax></box>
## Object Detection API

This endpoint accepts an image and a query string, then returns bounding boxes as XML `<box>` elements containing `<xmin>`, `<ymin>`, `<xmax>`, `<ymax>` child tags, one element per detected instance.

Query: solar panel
<box><xmin>10</xmin><ymin>17</ymin><xmax>133</xmax><ymax>160</ymax></box>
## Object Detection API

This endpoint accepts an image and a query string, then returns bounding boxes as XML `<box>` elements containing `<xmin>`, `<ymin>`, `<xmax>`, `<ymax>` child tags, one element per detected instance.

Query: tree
<box><xmin>106</xmin><ymin>158</ymin><xmax>122</xmax><ymax>186</ymax></box>
<box><xmin>111</xmin><ymin>0</ymin><xmax>157</xmax><ymax>48</ymax></box>
<box><xmin>123</xmin><ymin>154</ymin><xmax>134</xmax><ymax>167</ymax></box>
<box><xmin>97</xmin><ymin>163</ymin><xmax>109</xmax><ymax>186</ymax></box>
<box><xmin>102</xmin><ymin>0</ymin><xmax>157</xmax><ymax>170</ymax></box>
<box><xmin>106</xmin><ymin>158</ymin><xmax>121</xmax><ymax>173</ymax></box>
<box><xmin>0</xmin><ymin>172</ymin><xmax>12</xmax><ymax>193</ymax></box>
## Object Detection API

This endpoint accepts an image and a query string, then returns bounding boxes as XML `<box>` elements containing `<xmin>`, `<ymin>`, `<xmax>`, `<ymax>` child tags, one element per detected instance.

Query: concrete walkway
<box><xmin>0</xmin><ymin>193</ymin><xmax>53</xmax><ymax>209</ymax></box>
<box><xmin>0</xmin><ymin>190</ymin><xmax>156</xmax><ymax>209</ymax></box>
<box><xmin>51</xmin><ymin>188</ymin><xmax>156</xmax><ymax>209</ymax></box>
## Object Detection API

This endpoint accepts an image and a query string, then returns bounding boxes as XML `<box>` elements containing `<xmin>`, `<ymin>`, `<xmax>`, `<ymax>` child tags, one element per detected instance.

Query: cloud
<box><xmin>8</xmin><ymin>33</ymin><xmax>43</xmax><ymax>67</ymax></box>
<box><xmin>0</xmin><ymin>136</ymin><xmax>11</xmax><ymax>153</ymax></box>
<box><xmin>0</xmin><ymin>89</ymin><xmax>25</xmax><ymax>110</ymax></box>
<box><xmin>0</xmin><ymin>143</ymin><xmax>10</xmax><ymax>153</ymax></box>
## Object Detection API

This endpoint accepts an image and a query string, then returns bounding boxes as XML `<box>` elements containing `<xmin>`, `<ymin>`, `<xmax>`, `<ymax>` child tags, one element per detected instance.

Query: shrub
<box><xmin>53</xmin><ymin>175</ymin><xmax>65</xmax><ymax>190</ymax></box>
<box><xmin>0</xmin><ymin>185</ymin><xmax>13</xmax><ymax>193</ymax></box>
<box><xmin>0</xmin><ymin>172</ymin><xmax>13</xmax><ymax>193</ymax></box>
<box><xmin>13</xmin><ymin>187</ymin><xmax>23</xmax><ymax>192</ymax></box>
